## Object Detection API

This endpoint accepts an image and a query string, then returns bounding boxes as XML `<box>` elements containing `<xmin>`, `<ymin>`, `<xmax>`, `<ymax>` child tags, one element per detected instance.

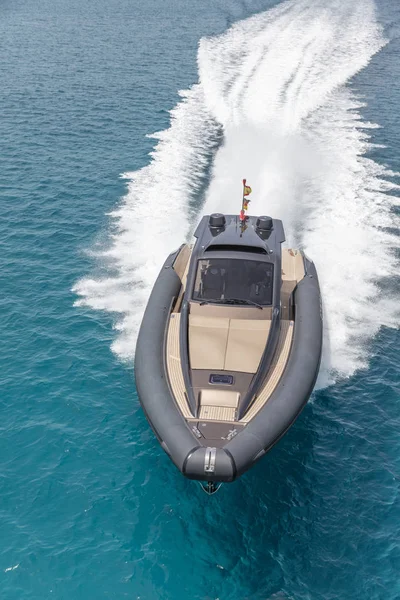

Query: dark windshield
<box><xmin>192</xmin><ymin>258</ymin><xmax>274</xmax><ymax>306</ymax></box>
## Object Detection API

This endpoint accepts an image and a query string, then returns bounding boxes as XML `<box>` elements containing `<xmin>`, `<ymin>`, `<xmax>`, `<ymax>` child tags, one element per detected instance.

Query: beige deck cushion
<box><xmin>199</xmin><ymin>389</ymin><xmax>240</xmax><ymax>408</ymax></box>
<box><xmin>189</xmin><ymin>315</ymin><xmax>229</xmax><ymax>370</ymax></box>
<box><xmin>224</xmin><ymin>319</ymin><xmax>271</xmax><ymax>374</ymax></box>
<box><xmin>281</xmin><ymin>249</ymin><xmax>305</xmax><ymax>281</ymax></box>
<box><xmin>189</xmin><ymin>315</ymin><xmax>271</xmax><ymax>373</ymax></box>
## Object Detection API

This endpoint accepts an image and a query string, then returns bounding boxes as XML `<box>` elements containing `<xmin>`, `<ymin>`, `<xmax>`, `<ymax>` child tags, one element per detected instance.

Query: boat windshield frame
<box><xmin>191</xmin><ymin>257</ymin><xmax>274</xmax><ymax>307</ymax></box>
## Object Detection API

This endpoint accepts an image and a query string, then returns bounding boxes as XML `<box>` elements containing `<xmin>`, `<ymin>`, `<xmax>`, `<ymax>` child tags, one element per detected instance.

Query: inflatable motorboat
<box><xmin>135</xmin><ymin>187</ymin><xmax>322</xmax><ymax>493</ymax></box>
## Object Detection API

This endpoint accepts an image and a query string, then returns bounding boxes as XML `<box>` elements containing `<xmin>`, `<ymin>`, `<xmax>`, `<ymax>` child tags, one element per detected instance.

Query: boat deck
<box><xmin>166</xmin><ymin>314</ymin><xmax>294</xmax><ymax>425</ymax></box>
<box><xmin>164</xmin><ymin>246</ymin><xmax>303</xmax><ymax>438</ymax></box>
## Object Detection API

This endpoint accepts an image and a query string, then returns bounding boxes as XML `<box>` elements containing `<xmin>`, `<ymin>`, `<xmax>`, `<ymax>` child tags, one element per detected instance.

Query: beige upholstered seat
<box><xmin>281</xmin><ymin>249</ymin><xmax>305</xmax><ymax>281</ymax></box>
<box><xmin>189</xmin><ymin>315</ymin><xmax>270</xmax><ymax>373</ymax></box>
<box><xmin>189</xmin><ymin>315</ymin><xmax>229</xmax><ymax>370</ymax></box>
<box><xmin>224</xmin><ymin>319</ymin><xmax>270</xmax><ymax>373</ymax></box>
<box><xmin>199</xmin><ymin>389</ymin><xmax>240</xmax><ymax>407</ymax></box>
<box><xmin>281</xmin><ymin>249</ymin><xmax>305</xmax><ymax>319</ymax></box>
<box><xmin>199</xmin><ymin>389</ymin><xmax>239</xmax><ymax>421</ymax></box>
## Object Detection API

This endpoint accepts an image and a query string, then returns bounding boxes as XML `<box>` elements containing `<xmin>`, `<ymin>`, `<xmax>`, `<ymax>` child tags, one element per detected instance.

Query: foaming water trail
<box><xmin>74</xmin><ymin>86</ymin><xmax>220</xmax><ymax>358</ymax></box>
<box><xmin>74</xmin><ymin>0</ymin><xmax>399</xmax><ymax>381</ymax></box>
<box><xmin>199</xmin><ymin>0</ymin><xmax>399</xmax><ymax>382</ymax></box>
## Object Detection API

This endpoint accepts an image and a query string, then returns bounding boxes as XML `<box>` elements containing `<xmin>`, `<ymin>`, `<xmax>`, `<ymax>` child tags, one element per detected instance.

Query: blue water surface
<box><xmin>0</xmin><ymin>0</ymin><xmax>399</xmax><ymax>599</ymax></box>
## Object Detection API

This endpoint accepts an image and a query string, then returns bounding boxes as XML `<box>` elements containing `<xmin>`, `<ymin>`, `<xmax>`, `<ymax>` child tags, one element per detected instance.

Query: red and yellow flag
<box><xmin>240</xmin><ymin>179</ymin><xmax>252</xmax><ymax>221</ymax></box>
<box><xmin>242</xmin><ymin>178</ymin><xmax>252</xmax><ymax>197</ymax></box>
<box><xmin>243</xmin><ymin>185</ymin><xmax>252</xmax><ymax>197</ymax></box>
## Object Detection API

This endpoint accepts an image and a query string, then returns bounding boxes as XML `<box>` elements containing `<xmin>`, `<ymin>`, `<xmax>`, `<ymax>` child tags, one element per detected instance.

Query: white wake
<box><xmin>74</xmin><ymin>0</ymin><xmax>399</xmax><ymax>383</ymax></box>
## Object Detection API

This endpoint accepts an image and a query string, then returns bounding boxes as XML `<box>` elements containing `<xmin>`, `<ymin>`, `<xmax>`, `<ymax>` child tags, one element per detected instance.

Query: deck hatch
<box><xmin>209</xmin><ymin>374</ymin><xmax>234</xmax><ymax>385</ymax></box>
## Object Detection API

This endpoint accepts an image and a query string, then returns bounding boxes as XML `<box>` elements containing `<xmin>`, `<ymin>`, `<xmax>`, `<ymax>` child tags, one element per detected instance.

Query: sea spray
<box><xmin>74</xmin><ymin>0</ymin><xmax>399</xmax><ymax>383</ymax></box>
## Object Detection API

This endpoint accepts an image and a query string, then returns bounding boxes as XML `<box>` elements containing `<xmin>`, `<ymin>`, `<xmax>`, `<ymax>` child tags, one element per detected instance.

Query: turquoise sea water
<box><xmin>1</xmin><ymin>0</ymin><xmax>399</xmax><ymax>598</ymax></box>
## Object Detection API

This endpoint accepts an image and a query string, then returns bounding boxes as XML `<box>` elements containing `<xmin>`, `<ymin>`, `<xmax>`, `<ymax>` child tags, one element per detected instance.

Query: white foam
<box><xmin>74</xmin><ymin>0</ymin><xmax>399</xmax><ymax>382</ymax></box>
<box><xmin>4</xmin><ymin>564</ymin><xmax>19</xmax><ymax>572</ymax></box>
<box><xmin>73</xmin><ymin>85</ymin><xmax>220</xmax><ymax>358</ymax></box>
